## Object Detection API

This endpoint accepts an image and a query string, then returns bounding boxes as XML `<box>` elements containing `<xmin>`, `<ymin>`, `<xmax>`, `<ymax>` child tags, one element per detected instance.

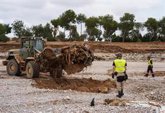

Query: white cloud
<box><xmin>0</xmin><ymin>19</ymin><xmax>4</xmax><ymax>23</ymax></box>
<box><xmin>0</xmin><ymin>0</ymin><xmax>164</xmax><ymax>26</ymax></box>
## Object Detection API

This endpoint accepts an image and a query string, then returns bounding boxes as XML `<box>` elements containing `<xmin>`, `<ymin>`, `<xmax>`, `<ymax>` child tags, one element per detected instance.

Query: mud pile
<box><xmin>33</xmin><ymin>77</ymin><xmax>116</xmax><ymax>93</ymax></box>
<box><xmin>154</xmin><ymin>71</ymin><xmax>165</xmax><ymax>76</ymax></box>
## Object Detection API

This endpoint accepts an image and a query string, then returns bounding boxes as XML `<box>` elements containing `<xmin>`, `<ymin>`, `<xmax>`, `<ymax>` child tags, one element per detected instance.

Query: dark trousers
<box><xmin>146</xmin><ymin>65</ymin><xmax>154</xmax><ymax>77</ymax></box>
<box><xmin>147</xmin><ymin>65</ymin><xmax>153</xmax><ymax>74</ymax></box>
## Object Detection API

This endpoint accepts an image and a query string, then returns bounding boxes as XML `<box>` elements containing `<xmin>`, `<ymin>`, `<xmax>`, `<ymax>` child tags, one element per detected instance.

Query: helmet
<box><xmin>147</xmin><ymin>55</ymin><xmax>151</xmax><ymax>59</ymax></box>
<box><xmin>115</xmin><ymin>52</ymin><xmax>122</xmax><ymax>58</ymax></box>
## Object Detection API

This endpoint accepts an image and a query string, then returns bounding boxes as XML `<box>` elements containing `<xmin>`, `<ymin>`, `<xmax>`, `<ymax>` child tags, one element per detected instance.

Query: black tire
<box><xmin>7</xmin><ymin>59</ymin><xmax>21</xmax><ymax>76</ymax></box>
<box><xmin>26</xmin><ymin>61</ymin><xmax>40</xmax><ymax>78</ymax></box>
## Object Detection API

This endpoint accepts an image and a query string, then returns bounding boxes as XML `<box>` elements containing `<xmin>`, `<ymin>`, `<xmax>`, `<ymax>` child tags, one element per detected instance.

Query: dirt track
<box><xmin>0</xmin><ymin>59</ymin><xmax>165</xmax><ymax>113</ymax></box>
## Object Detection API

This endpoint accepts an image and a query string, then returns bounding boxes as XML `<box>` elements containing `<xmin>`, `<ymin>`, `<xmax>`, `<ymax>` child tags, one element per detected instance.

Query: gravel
<box><xmin>0</xmin><ymin>60</ymin><xmax>165</xmax><ymax>113</ymax></box>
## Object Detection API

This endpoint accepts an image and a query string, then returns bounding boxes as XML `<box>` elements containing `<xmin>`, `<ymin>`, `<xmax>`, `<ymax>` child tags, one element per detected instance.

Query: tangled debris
<box><xmin>39</xmin><ymin>44</ymin><xmax>94</xmax><ymax>78</ymax></box>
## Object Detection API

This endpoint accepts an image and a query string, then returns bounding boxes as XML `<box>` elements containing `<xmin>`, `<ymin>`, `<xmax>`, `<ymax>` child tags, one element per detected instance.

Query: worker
<box><xmin>112</xmin><ymin>52</ymin><xmax>128</xmax><ymax>98</ymax></box>
<box><xmin>145</xmin><ymin>56</ymin><xmax>155</xmax><ymax>77</ymax></box>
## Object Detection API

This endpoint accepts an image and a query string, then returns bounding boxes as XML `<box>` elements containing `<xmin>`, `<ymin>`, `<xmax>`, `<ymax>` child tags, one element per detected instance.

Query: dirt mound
<box><xmin>154</xmin><ymin>71</ymin><xmax>165</xmax><ymax>76</ymax></box>
<box><xmin>1</xmin><ymin>42</ymin><xmax>165</xmax><ymax>53</ymax></box>
<box><xmin>104</xmin><ymin>99</ymin><xmax>129</xmax><ymax>106</ymax></box>
<box><xmin>32</xmin><ymin>77</ymin><xmax>116</xmax><ymax>93</ymax></box>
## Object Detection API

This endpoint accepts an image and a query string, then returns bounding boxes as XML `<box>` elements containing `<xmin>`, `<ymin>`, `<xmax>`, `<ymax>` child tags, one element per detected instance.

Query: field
<box><xmin>0</xmin><ymin>42</ymin><xmax>165</xmax><ymax>113</ymax></box>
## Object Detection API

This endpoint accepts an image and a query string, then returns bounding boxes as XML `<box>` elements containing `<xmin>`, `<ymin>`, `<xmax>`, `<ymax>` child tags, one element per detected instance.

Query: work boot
<box><xmin>152</xmin><ymin>74</ymin><xmax>155</xmax><ymax>77</ymax></box>
<box><xmin>144</xmin><ymin>74</ymin><xmax>148</xmax><ymax>77</ymax></box>
<box><xmin>121</xmin><ymin>89</ymin><xmax>124</xmax><ymax>97</ymax></box>
<box><xmin>116</xmin><ymin>91</ymin><xmax>122</xmax><ymax>98</ymax></box>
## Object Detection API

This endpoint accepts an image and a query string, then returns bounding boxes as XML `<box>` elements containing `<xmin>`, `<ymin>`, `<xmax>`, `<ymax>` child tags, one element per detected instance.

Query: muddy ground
<box><xmin>0</xmin><ymin>59</ymin><xmax>165</xmax><ymax>113</ymax></box>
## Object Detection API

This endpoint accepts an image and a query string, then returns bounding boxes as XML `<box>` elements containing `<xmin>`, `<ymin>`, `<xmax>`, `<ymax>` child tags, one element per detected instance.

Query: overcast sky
<box><xmin>0</xmin><ymin>0</ymin><xmax>165</xmax><ymax>26</ymax></box>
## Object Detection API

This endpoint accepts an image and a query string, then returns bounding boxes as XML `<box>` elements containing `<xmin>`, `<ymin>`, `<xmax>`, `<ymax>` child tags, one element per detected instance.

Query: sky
<box><xmin>0</xmin><ymin>0</ymin><xmax>165</xmax><ymax>28</ymax></box>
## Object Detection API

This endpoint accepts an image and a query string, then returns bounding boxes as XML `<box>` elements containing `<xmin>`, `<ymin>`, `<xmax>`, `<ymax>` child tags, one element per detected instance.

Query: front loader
<box><xmin>3</xmin><ymin>37</ymin><xmax>94</xmax><ymax>79</ymax></box>
<box><xmin>3</xmin><ymin>37</ymin><xmax>45</xmax><ymax>78</ymax></box>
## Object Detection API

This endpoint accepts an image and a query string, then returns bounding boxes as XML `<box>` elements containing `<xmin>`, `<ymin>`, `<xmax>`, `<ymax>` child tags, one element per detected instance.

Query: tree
<box><xmin>32</xmin><ymin>23</ymin><xmax>53</xmax><ymax>40</ymax></box>
<box><xmin>69</xmin><ymin>25</ymin><xmax>79</xmax><ymax>40</ymax></box>
<box><xmin>85</xmin><ymin>17</ymin><xmax>100</xmax><ymax>40</ymax></box>
<box><xmin>4</xmin><ymin>24</ymin><xmax>12</xmax><ymax>34</ymax></box>
<box><xmin>119</xmin><ymin>13</ymin><xmax>135</xmax><ymax>42</ymax></box>
<box><xmin>0</xmin><ymin>23</ymin><xmax>11</xmax><ymax>42</ymax></box>
<box><xmin>101</xmin><ymin>15</ymin><xmax>118</xmax><ymax>41</ymax></box>
<box><xmin>22</xmin><ymin>28</ymin><xmax>33</xmax><ymax>36</ymax></box>
<box><xmin>128</xmin><ymin>22</ymin><xmax>143</xmax><ymax>42</ymax></box>
<box><xmin>43</xmin><ymin>23</ymin><xmax>53</xmax><ymax>39</ymax></box>
<box><xmin>76</xmin><ymin>13</ymin><xmax>86</xmax><ymax>36</ymax></box>
<box><xmin>0</xmin><ymin>23</ymin><xmax>6</xmax><ymax>35</ymax></box>
<box><xmin>51</xmin><ymin>19</ymin><xmax>60</xmax><ymax>38</ymax></box>
<box><xmin>158</xmin><ymin>17</ymin><xmax>165</xmax><ymax>41</ymax></box>
<box><xmin>144</xmin><ymin>17</ymin><xmax>158</xmax><ymax>41</ymax></box>
<box><xmin>12</xmin><ymin>20</ymin><xmax>25</xmax><ymax>38</ymax></box>
<box><xmin>58</xmin><ymin>9</ymin><xmax>77</xmax><ymax>38</ymax></box>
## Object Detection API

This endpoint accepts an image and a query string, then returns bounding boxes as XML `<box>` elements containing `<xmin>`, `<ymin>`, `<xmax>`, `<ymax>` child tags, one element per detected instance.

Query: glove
<box><xmin>124</xmin><ymin>74</ymin><xmax>128</xmax><ymax>80</ymax></box>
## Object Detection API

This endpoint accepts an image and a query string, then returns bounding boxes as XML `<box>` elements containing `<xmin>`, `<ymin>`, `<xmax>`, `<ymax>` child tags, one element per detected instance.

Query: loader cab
<box><xmin>20</xmin><ymin>37</ymin><xmax>45</xmax><ymax>59</ymax></box>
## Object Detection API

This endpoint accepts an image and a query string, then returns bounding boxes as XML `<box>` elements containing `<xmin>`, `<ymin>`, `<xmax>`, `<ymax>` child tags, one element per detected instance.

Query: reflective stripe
<box><xmin>117</xmin><ymin>72</ymin><xmax>125</xmax><ymax>77</ymax></box>
<box><xmin>114</xmin><ymin>59</ymin><xmax>126</xmax><ymax>73</ymax></box>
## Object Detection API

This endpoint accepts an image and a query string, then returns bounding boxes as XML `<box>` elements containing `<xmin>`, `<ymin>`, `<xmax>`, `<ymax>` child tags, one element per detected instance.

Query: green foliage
<box><xmin>0</xmin><ymin>34</ymin><xmax>10</xmax><ymax>42</ymax></box>
<box><xmin>76</xmin><ymin>14</ymin><xmax>86</xmax><ymax>24</ymax></box>
<box><xmin>47</xmin><ymin>37</ymin><xmax>56</xmax><ymax>41</ymax></box>
<box><xmin>32</xmin><ymin>23</ymin><xmax>53</xmax><ymax>39</ymax></box>
<box><xmin>56</xmin><ymin>32</ymin><xmax>65</xmax><ymax>41</ymax></box>
<box><xmin>112</xmin><ymin>36</ymin><xmax>122</xmax><ymax>42</ymax></box>
<box><xmin>32</xmin><ymin>24</ymin><xmax>44</xmax><ymax>37</ymax></box>
<box><xmin>158</xmin><ymin>17</ymin><xmax>165</xmax><ymax>36</ymax></box>
<box><xmin>76</xmin><ymin>13</ymin><xmax>86</xmax><ymax>35</ymax></box>
<box><xmin>0</xmin><ymin>24</ymin><xmax>6</xmax><ymax>35</ymax></box>
<box><xmin>119</xmin><ymin>13</ymin><xmax>135</xmax><ymax>42</ymax></box>
<box><xmin>144</xmin><ymin>18</ymin><xmax>158</xmax><ymax>33</ymax></box>
<box><xmin>58</xmin><ymin>9</ymin><xmax>77</xmax><ymax>30</ymax></box>
<box><xmin>85</xmin><ymin>17</ymin><xmax>100</xmax><ymax>40</ymax></box>
<box><xmin>85</xmin><ymin>17</ymin><xmax>99</xmax><ymax>28</ymax></box>
<box><xmin>6</xmin><ymin>10</ymin><xmax>165</xmax><ymax>42</ymax></box>
<box><xmin>101</xmin><ymin>15</ymin><xmax>118</xmax><ymax>40</ymax></box>
<box><xmin>0</xmin><ymin>23</ymin><xmax>11</xmax><ymax>42</ymax></box>
<box><xmin>69</xmin><ymin>25</ymin><xmax>79</xmax><ymax>40</ymax></box>
<box><xmin>51</xmin><ymin>19</ymin><xmax>60</xmax><ymax>37</ymax></box>
<box><xmin>12</xmin><ymin>20</ymin><xmax>25</xmax><ymax>38</ymax></box>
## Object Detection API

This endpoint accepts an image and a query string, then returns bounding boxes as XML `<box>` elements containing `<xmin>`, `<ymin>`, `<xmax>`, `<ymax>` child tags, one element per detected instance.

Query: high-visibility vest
<box><xmin>114</xmin><ymin>59</ymin><xmax>126</xmax><ymax>73</ymax></box>
<box><xmin>148</xmin><ymin>59</ymin><xmax>153</xmax><ymax>66</ymax></box>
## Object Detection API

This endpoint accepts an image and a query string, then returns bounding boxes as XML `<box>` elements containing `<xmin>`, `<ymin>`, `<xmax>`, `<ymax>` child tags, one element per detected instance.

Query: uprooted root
<box><xmin>39</xmin><ymin>45</ymin><xmax>94</xmax><ymax>76</ymax></box>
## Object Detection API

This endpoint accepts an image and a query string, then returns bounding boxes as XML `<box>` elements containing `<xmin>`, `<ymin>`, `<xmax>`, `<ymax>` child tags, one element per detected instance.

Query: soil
<box><xmin>33</xmin><ymin>76</ymin><xmax>116</xmax><ymax>93</ymax></box>
<box><xmin>1</xmin><ymin>41</ymin><xmax>165</xmax><ymax>53</ymax></box>
<box><xmin>154</xmin><ymin>71</ymin><xmax>165</xmax><ymax>76</ymax></box>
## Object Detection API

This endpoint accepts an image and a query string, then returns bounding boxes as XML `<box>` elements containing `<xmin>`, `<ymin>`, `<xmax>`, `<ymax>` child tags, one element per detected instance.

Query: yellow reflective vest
<box><xmin>148</xmin><ymin>59</ymin><xmax>153</xmax><ymax>66</ymax></box>
<box><xmin>114</xmin><ymin>59</ymin><xmax>126</xmax><ymax>73</ymax></box>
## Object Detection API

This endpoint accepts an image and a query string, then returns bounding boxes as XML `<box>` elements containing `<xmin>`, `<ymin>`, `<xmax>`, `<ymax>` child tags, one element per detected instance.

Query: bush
<box><xmin>0</xmin><ymin>34</ymin><xmax>10</xmax><ymax>42</ymax></box>
<box><xmin>56</xmin><ymin>32</ymin><xmax>65</xmax><ymax>41</ymax></box>
<box><xmin>112</xmin><ymin>36</ymin><xmax>122</xmax><ymax>42</ymax></box>
<box><xmin>47</xmin><ymin>37</ymin><xmax>56</xmax><ymax>41</ymax></box>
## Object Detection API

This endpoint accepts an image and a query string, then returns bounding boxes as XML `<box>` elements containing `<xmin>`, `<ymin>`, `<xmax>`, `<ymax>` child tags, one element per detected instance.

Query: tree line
<box><xmin>0</xmin><ymin>9</ymin><xmax>165</xmax><ymax>42</ymax></box>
